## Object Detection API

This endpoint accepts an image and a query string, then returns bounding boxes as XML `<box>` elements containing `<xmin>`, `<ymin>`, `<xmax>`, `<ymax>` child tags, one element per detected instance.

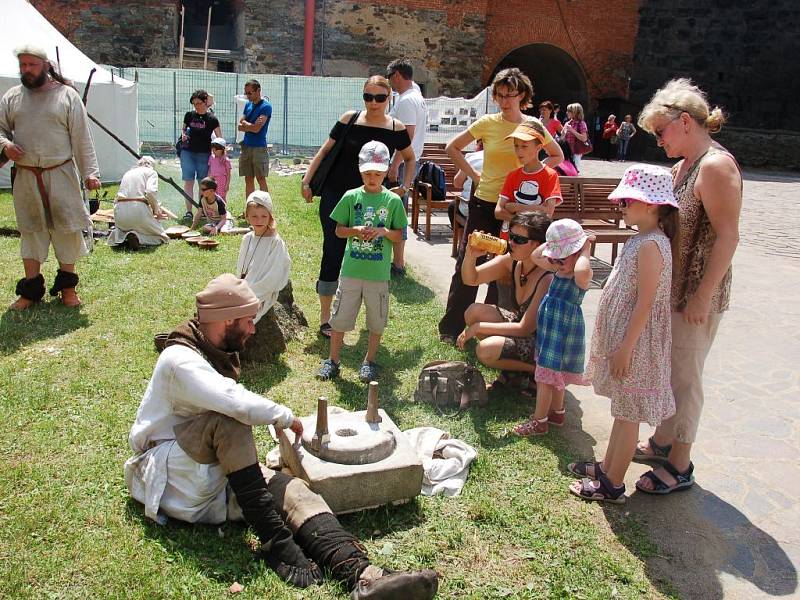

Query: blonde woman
<box><xmin>301</xmin><ymin>76</ymin><xmax>415</xmax><ymax>337</ymax></box>
<box><xmin>633</xmin><ymin>78</ymin><xmax>742</xmax><ymax>495</ymax></box>
<box><xmin>562</xmin><ymin>102</ymin><xmax>590</xmax><ymax>171</ymax></box>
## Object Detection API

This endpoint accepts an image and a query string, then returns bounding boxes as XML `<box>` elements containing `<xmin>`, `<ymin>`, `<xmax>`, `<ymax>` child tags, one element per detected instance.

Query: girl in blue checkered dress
<box><xmin>513</xmin><ymin>219</ymin><xmax>593</xmax><ymax>437</ymax></box>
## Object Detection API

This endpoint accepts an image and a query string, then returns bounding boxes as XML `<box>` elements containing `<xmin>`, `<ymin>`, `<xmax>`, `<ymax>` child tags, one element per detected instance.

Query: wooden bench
<box><xmin>452</xmin><ymin>175</ymin><xmax>635</xmax><ymax>263</ymax></box>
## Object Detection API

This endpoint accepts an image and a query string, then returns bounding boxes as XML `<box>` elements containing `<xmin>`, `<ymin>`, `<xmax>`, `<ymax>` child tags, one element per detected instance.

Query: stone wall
<box><xmin>31</xmin><ymin>0</ymin><xmax>179</xmax><ymax>68</ymax></box>
<box><xmin>631</xmin><ymin>0</ymin><xmax>800</xmax><ymax>132</ymax></box>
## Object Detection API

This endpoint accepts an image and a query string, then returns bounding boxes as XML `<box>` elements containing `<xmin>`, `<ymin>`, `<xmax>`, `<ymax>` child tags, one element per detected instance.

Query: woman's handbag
<box><xmin>309</xmin><ymin>111</ymin><xmax>360</xmax><ymax>196</ymax></box>
<box><xmin>568</xmin><ymin>120</ymin><xmax>593</xmax><ymax>156</ymax></box>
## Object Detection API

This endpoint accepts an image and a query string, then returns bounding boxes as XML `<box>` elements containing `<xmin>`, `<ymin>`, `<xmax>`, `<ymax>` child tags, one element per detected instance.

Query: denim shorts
<box><xmin>180</xmin><ymin>151</ymin><xmax>210</xmax><ymax>181</ymax></box>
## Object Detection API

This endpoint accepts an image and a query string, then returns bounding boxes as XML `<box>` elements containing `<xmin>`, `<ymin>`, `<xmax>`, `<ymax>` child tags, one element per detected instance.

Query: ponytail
<box><xmin>47</xmin><ymin>64</ymin><xmax>75</xmax><ymax>90</ymax></box>
<box><xmin>658</xmin><ymin>205</ymin><xmax>680</xmax><ymax>241</ymax></box>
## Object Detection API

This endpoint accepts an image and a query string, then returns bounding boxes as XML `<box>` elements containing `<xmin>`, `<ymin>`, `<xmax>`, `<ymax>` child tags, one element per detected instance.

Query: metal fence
<box><xmin>107</xmin><ymin>66</ymin><xmax>496</xmax><ymax>155</ymax></box>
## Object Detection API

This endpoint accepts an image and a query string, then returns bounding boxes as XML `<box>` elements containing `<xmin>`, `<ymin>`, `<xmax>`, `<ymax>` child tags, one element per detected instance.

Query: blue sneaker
<box><xmin>316</xmin><ymin>359</ymin><xmax>340</xmax><ymax>380</ymax></box>
<box><xmin>358</xmin><ymin>361</ymin><xmax>380</xmax><ymax>383</ymax></box>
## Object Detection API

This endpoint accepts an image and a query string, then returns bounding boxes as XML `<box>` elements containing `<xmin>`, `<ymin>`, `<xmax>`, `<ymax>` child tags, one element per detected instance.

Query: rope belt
<box><xmin>15</xmin><ymin>158</ymin><xmax>73</xmax><ymax>228</ymax></box>
<box><xmin>116</xmin><ymin>198</ymin><xmax>149</xmax><ymax>204</ymax></box>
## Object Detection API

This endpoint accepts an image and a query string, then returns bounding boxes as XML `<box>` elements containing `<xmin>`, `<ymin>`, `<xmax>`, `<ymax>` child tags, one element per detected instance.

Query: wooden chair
<box><xmin>410</xmin><ymin>157</ymin><xmax>461</xmax><ymax>241</ymax></box>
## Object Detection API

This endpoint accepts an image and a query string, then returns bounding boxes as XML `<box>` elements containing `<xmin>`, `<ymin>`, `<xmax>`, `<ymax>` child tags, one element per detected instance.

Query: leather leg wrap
<box><xmin>15</xmin><ymin>274</ymin><xmax>45</xmax><ymax>302</ymax></box>
<box><xmin>295</xmin><ymin>512</ymin><xmax>370</xmax><ymax>591</ymax></box>
<box><xmin>49</xmin><ymin>269</ymin><xmax>79</xmax><ymax>296</ymax></box>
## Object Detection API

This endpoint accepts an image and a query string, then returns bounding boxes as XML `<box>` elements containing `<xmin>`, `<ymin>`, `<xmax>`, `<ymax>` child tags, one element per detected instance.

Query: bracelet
<box><xmin>302</xmin><ymin>183</ymin><xmax>311</xmax><ymax>190</ymax></box>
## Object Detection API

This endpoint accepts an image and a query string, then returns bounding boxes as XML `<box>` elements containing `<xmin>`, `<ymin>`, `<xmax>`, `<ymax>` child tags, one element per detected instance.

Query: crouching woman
<box><xmin>456</xmin><ymin>212</ymin><xmax>553</xmax><ymax>394</ymax></box>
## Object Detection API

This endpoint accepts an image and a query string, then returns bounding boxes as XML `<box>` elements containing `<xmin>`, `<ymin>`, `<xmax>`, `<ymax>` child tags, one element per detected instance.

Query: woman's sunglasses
<box><xmin>363</xmin><ymin>93</ymin><xmax>389</xmax><ymax>103</ymax></box>
<box><xmin>509</xmin><ymin>232</ymin><xmax>532</xmax><ymax>245</ymax></box>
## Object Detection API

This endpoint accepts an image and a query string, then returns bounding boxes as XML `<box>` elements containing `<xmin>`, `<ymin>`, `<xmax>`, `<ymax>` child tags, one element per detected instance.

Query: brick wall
<box><xmin>30</xmin><ymin>0</ymin><xmax>179</xmax><ymax>67</ymax></box>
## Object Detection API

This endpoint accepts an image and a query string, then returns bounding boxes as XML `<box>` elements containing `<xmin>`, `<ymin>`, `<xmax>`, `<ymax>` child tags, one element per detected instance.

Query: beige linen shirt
<box><xmin>0</xmin><ymin>83</ymin><xmax>99</xmax><ymax>233</ymax></box>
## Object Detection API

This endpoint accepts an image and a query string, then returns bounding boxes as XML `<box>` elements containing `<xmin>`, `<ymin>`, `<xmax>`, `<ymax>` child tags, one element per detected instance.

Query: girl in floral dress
<box><xmin>513</xmin><ymin>218</ymin><xmax>593</xmax><ymax>437</ymax></box>
<box><xmin>569</xmin><ymin>164</ymin><xmax>679</xmax><ymax>503</ymax></box>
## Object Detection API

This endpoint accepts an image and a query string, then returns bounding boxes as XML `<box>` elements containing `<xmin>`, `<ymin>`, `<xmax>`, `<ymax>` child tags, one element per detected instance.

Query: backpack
<box><xmin>414</xmin><ymin>161</ymin><xmax>447</xmax><ymax>201</ymax></box>
<box><xmin>414</xmin><ymin>360</ymin><xmax>488</xmax><ymax>410</ymax></box>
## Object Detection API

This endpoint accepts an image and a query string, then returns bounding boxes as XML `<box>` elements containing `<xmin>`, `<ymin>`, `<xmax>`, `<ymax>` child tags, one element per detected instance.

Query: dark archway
<box><xmin>490</xmin><ymin>44</ymin><xmax>589</xmax><ymax>117</ymax></box>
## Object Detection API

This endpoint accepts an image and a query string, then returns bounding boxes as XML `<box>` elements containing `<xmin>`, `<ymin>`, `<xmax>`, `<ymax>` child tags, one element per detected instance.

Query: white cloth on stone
<box><xmin>108</xmin><ymin>165</ymin><xmax>168</xmax><ymax>246</ymax></box>
<box><xmin>403</xmin><ymin>427</ymin><xmax>477</xmax><ymax>497</ymax></box>
<box><xmin>124</xmin><ymin>344</ymin><xmax>295</xmax><ymax>523</ymax></box>
<box><xmin>236</xmin><ymin>231</ymin><xmax>291</xmax><ymax>323</ymax></box>
<box><xmin>0</xmin><ymin>84</ymin><xmax>99</xmax><ymax>233</ymax></box>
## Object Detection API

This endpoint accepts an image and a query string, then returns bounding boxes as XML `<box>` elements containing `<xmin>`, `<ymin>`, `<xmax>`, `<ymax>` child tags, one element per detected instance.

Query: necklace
<box><xmin>519</xmin><ymin>261</ymin><xmax>538</xmax><ymax>286</ymax></box>
<box><xmin>239</xmin><ymin>231</ymin><xmax>267</xmax><ymax>279</ymax></box>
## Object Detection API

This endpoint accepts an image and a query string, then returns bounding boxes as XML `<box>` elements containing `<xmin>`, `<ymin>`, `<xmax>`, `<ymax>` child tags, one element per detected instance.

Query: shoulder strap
<box><xmin>531</xmin><ymin>271</ymin><xmax>550</xmax><ymax>297</ymax></box>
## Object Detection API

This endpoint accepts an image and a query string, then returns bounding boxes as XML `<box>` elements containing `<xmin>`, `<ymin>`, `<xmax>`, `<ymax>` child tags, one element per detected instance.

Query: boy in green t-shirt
<box><xmin>316</xmin><ymin>141</ymin><xmax>408</xmax><ymax>382</ymax></box>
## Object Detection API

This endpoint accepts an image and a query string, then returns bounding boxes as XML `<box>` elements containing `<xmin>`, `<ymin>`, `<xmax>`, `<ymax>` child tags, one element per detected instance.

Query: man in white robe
<box><xmin>124</xmin><ymin>274</ymin><xmax>438</xmax><ymax>597</ymax></box>
<box><xmin>108</xmin><ymin>156</ymin><xmax>169</xmax><ymax>249</ymax></box>
<box><xmin>0</xmin><ymin>45</ymin><xmax>100</xmax><ymax>309</ymax></box>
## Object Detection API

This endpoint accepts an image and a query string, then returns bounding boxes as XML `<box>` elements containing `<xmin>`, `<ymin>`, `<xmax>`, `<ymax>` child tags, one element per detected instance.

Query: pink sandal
<box><xmin>512</xmin><ymin>416</ymin><xmax>548</xmax><ymax>437</ymax></box>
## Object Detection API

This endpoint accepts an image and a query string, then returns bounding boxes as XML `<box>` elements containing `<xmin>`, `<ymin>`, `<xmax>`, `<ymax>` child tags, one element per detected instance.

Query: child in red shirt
<box><xmin>495</xmin><ymin>119</ymin><xmax>562</xmax><ymax>238</ymax></box>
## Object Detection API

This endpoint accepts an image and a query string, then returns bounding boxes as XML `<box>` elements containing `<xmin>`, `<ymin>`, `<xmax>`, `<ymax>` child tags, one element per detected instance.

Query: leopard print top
<box><xmin>671</xmin><ymin>144</ymin><xmax>738</xmax><ymax>313</ymax></box>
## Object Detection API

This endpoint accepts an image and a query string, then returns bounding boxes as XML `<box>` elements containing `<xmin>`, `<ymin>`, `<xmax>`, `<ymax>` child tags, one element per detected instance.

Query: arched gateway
<box><xmin>489</xmin><ymin>43</ymin><xmax>589</xmax><ymax>115</ymax></box>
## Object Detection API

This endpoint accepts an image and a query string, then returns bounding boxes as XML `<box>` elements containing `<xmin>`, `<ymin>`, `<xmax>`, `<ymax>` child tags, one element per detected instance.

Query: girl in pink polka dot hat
<box><xmin>568</xmin><ymin>162</ymin><xmax>680</xmax><ymax>503</ymax></box>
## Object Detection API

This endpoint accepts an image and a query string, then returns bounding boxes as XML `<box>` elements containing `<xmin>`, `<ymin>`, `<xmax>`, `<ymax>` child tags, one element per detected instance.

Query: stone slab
<box><xmin>279</xmin><ymin>407</ymin><xmax>423</xmax><ymax>515</ymax></box>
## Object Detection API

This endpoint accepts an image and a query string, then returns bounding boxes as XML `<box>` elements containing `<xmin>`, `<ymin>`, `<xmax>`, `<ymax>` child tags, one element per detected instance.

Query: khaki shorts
<box><xmin>20</xmin><ymin>229</ymin><xmax>89</xmax><ymax>264</ymax></box>
<box><xmin>329</xmin><ymin>277</ymin><xmax>389</xmax><ymax>334</ymax></box>
<box><xmin>239</xmin><ymin>145</ymin><xmax>269</xmax><ymax>178</ymax></box>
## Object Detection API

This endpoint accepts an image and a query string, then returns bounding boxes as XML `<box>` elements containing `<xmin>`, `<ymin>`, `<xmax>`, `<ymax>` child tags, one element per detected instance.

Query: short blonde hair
<box><xmin>566</xmin><ymin>103</ymin><xmax>584</xmax><ymax>120</ymax></box>
<box><xmin>638</xmin><ymin>78</ymin><xmax>726</xmax><ymax>134</ymax></box>
<box><xmin>364</xmin><ymin>75</ymin><xmax>391</xmax><ymax>94</ymax></box>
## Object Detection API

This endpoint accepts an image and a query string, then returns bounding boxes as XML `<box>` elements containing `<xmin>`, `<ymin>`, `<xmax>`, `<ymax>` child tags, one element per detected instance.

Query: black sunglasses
<box><xmin>509</xmin><ymin>232</ymin><xmax>532</xmax><ymax>245</ymax></box>
<box><xmin>363</xmin><ymin>93</ymin><xmax>389</xmax><ymax>103</ymax></box>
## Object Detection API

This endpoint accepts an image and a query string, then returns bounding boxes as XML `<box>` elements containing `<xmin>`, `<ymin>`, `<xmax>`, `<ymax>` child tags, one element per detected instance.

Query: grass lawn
<box><xmin>0</xmin><ymin>166</ymin><xmax>672</xmax><ymax>599</ymax></box>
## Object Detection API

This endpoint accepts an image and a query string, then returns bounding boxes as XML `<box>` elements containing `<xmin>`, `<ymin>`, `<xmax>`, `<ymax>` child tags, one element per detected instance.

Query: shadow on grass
<box><xmin>339</xmin><ymin>498</ymin><xmax>427</xmax><ymax>541</ymax></box>
<box><xmin>239</xmin><ymin>355</ymin><xmax>291</xmax><ymax>391</ymax></box>
<box><xmin>604</xmin><ymin>481</ymin><xmax>798</xmax><ymax>599</ymax></box>
<box><xmin>389</xmin><ymin>273</ymin><xmax>436</xmax><ymax>305</ymax></box>
<box><xmin>0</xmin><ymin>301</ymin><xmax>90</xmax><ymax>355</ymax></box>
<box><xmin>124</xmin><ymin>498</ymin><xmax>259</xmax><ymax>584</ymax></box>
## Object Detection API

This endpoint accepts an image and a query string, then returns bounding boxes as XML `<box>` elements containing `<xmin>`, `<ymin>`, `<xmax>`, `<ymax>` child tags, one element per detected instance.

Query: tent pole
<box><xmin>203</xmin><ymin>5</ymin><xmax>212</xmax><ymax>70</ymax></box>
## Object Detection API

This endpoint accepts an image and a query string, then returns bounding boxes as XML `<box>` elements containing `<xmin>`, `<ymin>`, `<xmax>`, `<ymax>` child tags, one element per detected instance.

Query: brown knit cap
<box><xmin>196</xmin><ymin>273</ymin><xmax>260</xmax><ymax>323</ymax></box>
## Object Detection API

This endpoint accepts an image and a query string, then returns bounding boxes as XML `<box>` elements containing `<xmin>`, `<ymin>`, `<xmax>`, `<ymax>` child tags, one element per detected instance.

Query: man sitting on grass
<box><xmin>124</xmin><ymin>274</ymin><xmax>438</xmax><ymax>598</ymax></box>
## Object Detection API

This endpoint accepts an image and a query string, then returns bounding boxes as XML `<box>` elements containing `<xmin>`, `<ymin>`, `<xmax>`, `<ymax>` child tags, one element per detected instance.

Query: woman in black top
<box><xmin>301</xmin><ymin>75</ymin><xmax>415</xmax><ymax>336</ymax></box>
<box><xmin>180</xmin><ymin>89</ymin><xmax>222</xmax><ymax>218</ymax></box>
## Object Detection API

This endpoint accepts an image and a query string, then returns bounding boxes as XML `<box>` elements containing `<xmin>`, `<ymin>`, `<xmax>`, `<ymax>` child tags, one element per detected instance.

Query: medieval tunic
<box><xmin>124</xmin><ymin>343</ymin><xmax>295</xmax><ymax>524</ymax></box>
<box><xmin>236</xmin><ymin>231</ymin><xmax>291</xmax><ymax>323</ymax></box>
<box><xmin>0</xmin><ymin>83</ymin><xmax>99</xmax><ymax>234</ymax></box>
<box><xmin>108</xmin><ymin>165</ymin><xmax>169</xmax><ymax>247</ymax></box>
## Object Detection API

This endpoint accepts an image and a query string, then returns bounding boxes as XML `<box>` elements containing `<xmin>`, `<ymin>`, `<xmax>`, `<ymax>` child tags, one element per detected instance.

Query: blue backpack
<box><xmin>415</xmin><ymin>161</ymin><xmax>447</xmax><ymax>201</ymax></box>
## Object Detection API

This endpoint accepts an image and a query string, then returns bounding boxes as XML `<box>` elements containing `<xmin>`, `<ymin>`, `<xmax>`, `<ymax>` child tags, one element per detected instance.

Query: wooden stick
<box><xmin>203</xmin><ymin>5</ymin><xmax>212</xmax><ymax>70</ymax></box>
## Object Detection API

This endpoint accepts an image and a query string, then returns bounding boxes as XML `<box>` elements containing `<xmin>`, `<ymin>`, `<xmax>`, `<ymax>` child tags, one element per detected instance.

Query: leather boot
<box><xmin>228</xmin><ymin>464</ymin><xmax>323</xmax><ymax>588</ymax></box>
<box><xmin>350</xmin><ymin>568</ymin><xmax>439</xmax><ymax>599</ymax></box>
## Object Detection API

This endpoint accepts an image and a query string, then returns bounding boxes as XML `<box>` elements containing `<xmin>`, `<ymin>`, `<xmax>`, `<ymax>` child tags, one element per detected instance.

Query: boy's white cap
<box><xmin>246</xmin><ymin>190</ymin><xmax>273</xmax><ymax>213</ymax></box>
<box><xmin>211</xmin><ymin>137</ymin><xmax>227</xmax><ymax>147</ymax></box>
<box><xmin>358</xmin><ymin>140</ymin><xmax>390</xmax><ymax>173</ymax></box>
<box><xmin>14</xmin><ymin>44</ymin><xmax>49</xmax><ymax>61</ymax></box>
<box><xmin>608</xmin><ymin>163</ymin><xmax>678</xmax><ymax>208</ymax></box>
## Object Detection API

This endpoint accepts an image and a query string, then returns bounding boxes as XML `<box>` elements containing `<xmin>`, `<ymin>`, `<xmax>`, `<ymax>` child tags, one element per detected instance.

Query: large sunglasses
<box><xmin>363</xmin><ymin>92</ymin><xmax>389</xmax><ymax>103</ymax></box>
<box><xmin>618</xmin><ymin>198</ymin><xmax>639</xmax><ymax>208</ymax></box>
<box><xmin>547</xmin><ymin>257</ymin><xmax>566</xmax><ymax>266</ymax></box>
<box><xmin>654</xmin><ymin>115</ymin><xmax>680</xmax><ymax>140</ymax></box>
<box><xmin>509</xmin><ymin>232</ymin><xmax>533</xmax><ymax>245</ymax></box>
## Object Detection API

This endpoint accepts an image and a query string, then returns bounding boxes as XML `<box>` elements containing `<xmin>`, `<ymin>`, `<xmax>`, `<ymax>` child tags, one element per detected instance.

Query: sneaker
<box><xmin>316</xmin><ymin>359</ymin><xmax>340</xmax><ymax>380</ymax></box>
<box><xmin>358</xmin><ymin>361</ymin><xmax>380</xmax><ymax>383</ymax></box>
<box><xmin>183</xmin><ymin>211</ymin><xmax>193</xmax><ymax>221</ymax></box>
<box><xmin>390</xmin><ymin>264</ymin><xmax>406</xmax><ymax>277</ymax></box>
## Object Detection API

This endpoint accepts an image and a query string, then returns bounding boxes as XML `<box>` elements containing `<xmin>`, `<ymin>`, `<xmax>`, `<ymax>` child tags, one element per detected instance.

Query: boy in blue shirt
<box><xmin>238</xmin><ymin>79</ymin><xmax>272</xmax><ymax>199</ymax></box>
<box><xmin>317</xmin><ymin>141</ymin><xmax>408</xmax><ymax>382</ymax></box>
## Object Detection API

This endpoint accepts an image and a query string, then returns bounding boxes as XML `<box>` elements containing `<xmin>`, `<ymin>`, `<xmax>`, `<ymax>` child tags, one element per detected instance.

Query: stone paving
<box><xmin>404</xmin><ymin>157</ymin><xmax>800</xmax><ymax>599</ymax></box>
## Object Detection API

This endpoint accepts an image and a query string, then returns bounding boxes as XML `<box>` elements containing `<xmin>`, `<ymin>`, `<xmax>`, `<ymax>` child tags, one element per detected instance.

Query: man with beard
<box><xmin>0</xmin><ymin>45</ymin><xmax>100</xmax><ymax>310</ymax></box>
<box><xmin>125</xmin><ymin>274</ymin><xmax>438</xmax><ymax>598</ymax></box>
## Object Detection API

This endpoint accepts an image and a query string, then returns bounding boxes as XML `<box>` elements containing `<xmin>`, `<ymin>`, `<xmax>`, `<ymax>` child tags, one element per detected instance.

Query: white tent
<box><xmin>0</xmin><ymin>0</ymin><xmax>139</xmax><ymax>187</ymax></box>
